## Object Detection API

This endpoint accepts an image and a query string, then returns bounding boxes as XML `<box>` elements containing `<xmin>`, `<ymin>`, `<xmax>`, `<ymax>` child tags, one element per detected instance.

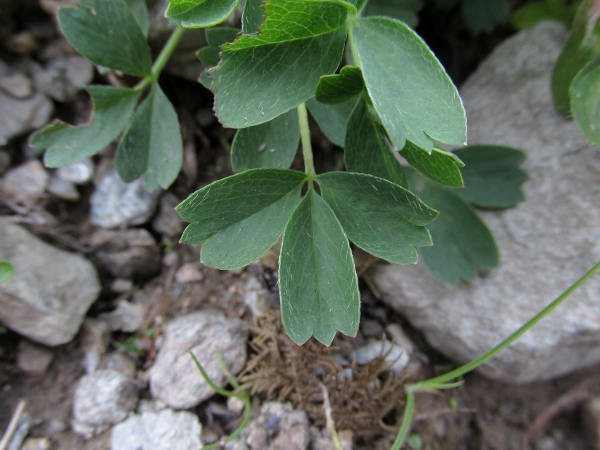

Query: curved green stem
<box><xmin>390</xmin><ymin>260</ymin><xmax>600</xmax><ymax>449</ymax></box>
<box><xmin>297</xmin><ymin>102</ymin><xmax>316</xmax><ymax>179</ymax></box>
<box><xmin>346</xmin><ymin>22</ymin><xmax>361</xmax><ymax>67</ymax></box>
<box><xmin>135</xmin><ymin>25</ymin><xmax>186</xmax><ymax>91</ymax></box>
<box><xmin>411</xmin><ymin>260</ymin><xmax>600</xmax><ymax>391</ymax></box>
<box><xmin>390</xmin><ymin>391</ymin><xmax>415</xmax><ymax>450</ymax></box>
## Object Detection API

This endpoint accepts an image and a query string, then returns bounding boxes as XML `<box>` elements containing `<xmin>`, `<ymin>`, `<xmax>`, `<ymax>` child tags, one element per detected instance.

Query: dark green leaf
<box><xmin>206</xmin><ymin>26</ymin><xmax>241</xmax><ymax>47</ymax></box>
<box><xmin>231</xmin><ymin>109</ymin><xmax>299</xmax><ymax>170</ymax></box>
<box><xmin>197</xmin><ymin>46</ymin><xmax>220</xmax><ymax>68</ymax></box>
<box><xmin>317</xmin><ymin>172</ymin><xmax>437</xmax><ymax>264</ymax></box>
<box><xmin>420</xmin><ymin>182</ymin><xmax>498</xmax><ymax>285</ymax></box>
<box><xmin>306</xmin><ymin>97</ymin><xmax>357</xmax><ymax>147</ymax></box>
<box><xmin>364</xmin><ymin>0</ymin><xmax>423</xmax><ymax>28</ymax></box>
<box><xmin>316</xmin><ymin>66</ymin><xmax>364</xmax><ymax>104</ymax></box>
<box><xmin>116</xmin><ymin>85</ymin><xmax>183</xmax><ymax>191</ymax></box>
<box><xmin>552</xmin><ymin>0</ymin><xmax>600</xmax><ymax>116</ymax></box>
<box><xmin>31</xmin><ymin>86</ymin><xmax>140</xmax><ymax>167</ymax></box>
<box><xmin>58</xmin><ymin>0</ymin><xmax>152</xmax><ymax>77</ymax></box>
<box><xmin>461</xmin><ymin>0</ymin><xmax>510</xmax><ymax>35</ymax></box>
<box><xmin>511</xmin><ymin>0</ymin><xmax>575</xmax><ymax>30</ymax></box>
<box><xmin>166</xmin><ymin>0</ymin><xmax>241</xmax><ymax>28</ymax></box>
<box><xmin>242</xmin><ymin>0</ymin><xmax>265</xmax><ymax>34</ymax></box>
<box><xmin>211</xmin><ymin>0</ymin><xmax>354</xmax><ymax>128</ymax></box>
<box><xmin>570</xmin><ymin>54</ymin><xmax>600</xmax><ymax>145</ymax></box>
<box><xmin>177</xmin><ymin>169</ymin><xmax>307</xmax><ymax>269</ymax></box>
<box><xmin>344</xmin><ymin>97</ymin><xmax>407</xmax><ymax>187</ymax></box>
<box><xmin>400</xmin><ymin>141</ymin><xmax>464</xmax><ymax>188</ymax></box>
<box><xmin>0</xmin><ymin>261</ymin><xmax>13</xmax><ymax>283</ymax></box>
<box><xmin>124</xmin><ymin>0</ymin><xmax>149</xmax><ymax>36</ymax></box>
<box><xmin>453</xmin><ymin>145</ymin><xmax>527</xmax><ymax>208</ymax></box>
<box><xmin>279</xmin><ymin>190</ymin><xmax>359</xmax><ymax>345</ymax></box>
<box><xmin>353</xmin><ymin>17</ymin><xmax>466</xmax><ymax>152</ymax></box>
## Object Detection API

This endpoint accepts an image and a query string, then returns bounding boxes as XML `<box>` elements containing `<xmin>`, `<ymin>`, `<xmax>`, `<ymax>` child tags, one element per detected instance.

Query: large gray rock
<box><xmin>371</xmin><ymin>22</ymin><xmax>600</xmax><ymax>383</ymax></box>
<box><xmin>149</xmin><ymin>310</ymin><xmax>247</xmax><ymax>409</ymax></box>
<box><xmin>111</xmin><ymin>409</ymin><xmax>202</xmax><ymax>450</ymax></box>
<box><xmin>0</xmin><ymin>220</ymin><xmax>101</xmax><ymax>345</ymax></box>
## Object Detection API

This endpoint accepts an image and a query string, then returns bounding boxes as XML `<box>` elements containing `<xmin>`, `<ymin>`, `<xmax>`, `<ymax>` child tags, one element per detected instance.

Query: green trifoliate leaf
<box><xmin>552</xmin><ymin>0</ymin><xmax>600</xmax><ymax>116</ymax></box>
<box><xmin>306</xmin><ymin>97</ymin><xmax>357</xmax><ymax>147</ymax></box>
<box><xmin>344</xmin><ymin>97</ymin><xmax>407</xmax><ymax>188</ymax></box>
<box><xmin>510</xmin><ymin>0</ymin><xmax>575</xmax><ymax>30</ymax></box>
<box><xmin>461</xmin><ymin>0</ymin><xmax>510</xmax><ymax>35</ymax></box>
<box><xmin>420</xmin><ymin>182</ymin><xmax>498</xmax><ymax>285</ymax></box>
<box><xmin>0</xmin><ymin>261</ymin><xmax>14</xmax><ymax>283</ymax></box>
<box><xmin>177</xmin><ymin>169</ymin><xmax>307</xmax><ymax>269</ymax></box>
<box><xmin>353</xmin><ymin>16</ymin><xmax>466</xmax><ymax>152</ymax></box>
<box><xmin>166</xmin><ymin>0</ymin><xmax>241</xmax><ymax>28</ymax></box>
<box><xmin>211</xmin><ymin>0</ymin><xmax>354</xmax><ymax>128</ymax></box>
<box><xmin>242</xmin><ymin>0</ymin><xmax>265</xmax><ymax>34</ymax></box>
<box><xmin>116</xmin><ymin>85</ymin><xmax>183</xmax><ymax>191</ymax></box>
<box><xmin>280</xmin><ymin>189</ymin><xmax>359</xmax><ymax>345</ymax></box>
<box><xmin>316</xmin><ymin>66</ymin><xmax>364</xmax><ymax>104</ymax></box>
<box><xmin>570</xmin><ymin>54</ymin><xmax>600</xmax><ymax>146</ymax></box>
<box><xmin>124</xmin><ymin>0</ymin><xmax>150</xmax><ymax>36</ymax></box>
<box><xmin>31</xmin><ymin>86</ymin><xmax>140</xmax><ymax>167</ymax></box>
<box><xmin>364</xmin><ymin>0</ymin><xmax>423</xmax><ymax>28</ymax></box>
<box><xmin>58</xmin><ymin>0</ymin><xmax>152</xmax><ymax>77</ymax></box>
<box><xmin>198</xmin><ymin>27</ymin><xmax>240</xmax><ymax>88</ymax></box>
<box><xmin>453</xmin><ymin>145</ymin><xmax>527</xmax><ymax>208</ymax></box>
<box><xmin>231</xmin><ymin>109</ymin><xmax>299</xmax><ymax>171</ymax></box>
<box><xmin>317</xmin><ymin>172</ymin><xmax>437</xmax><ymax>265</ymax></box>
<box><xmin>400</xmin><ymin>141</ymin><xmax>464</xmax><ymax>188</ymax></box>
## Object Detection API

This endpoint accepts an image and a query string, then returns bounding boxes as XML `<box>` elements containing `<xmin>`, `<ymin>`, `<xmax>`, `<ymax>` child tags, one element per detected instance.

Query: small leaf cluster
<box><xmin>29</xmin><ymin>0</ymin><xmax>528</xmax><ymax>346</ymax></box>
<box><xmin>551</xmin><ymin>0</ymin><xmax>600</xmax><ymax>145</ymax></box>
<box><xmin>177</xmin><ymin>0</ymin><xmax>527</xmax><ymax>344</ymax></box>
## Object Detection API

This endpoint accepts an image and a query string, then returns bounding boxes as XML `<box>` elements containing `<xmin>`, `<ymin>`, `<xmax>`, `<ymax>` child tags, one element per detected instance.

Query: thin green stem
<box><xmin>297</xmin><ymin>102</ymin><xmax>316</xmax><ymax>178</ymax></box>
<box><xmin>390</xmin><ymin>391</ymin><xmax>415</xmax><ymax>450</ymax></box>
<box><xmin>135</xmin><ymin>25</ymin><xmax>186</xmax><ymax>91</ymax></box>
<box><xmin>346</xmin><ymin>22</ymin><xmax>361</xmax><ymax>67</ymax></box>
<box><xmin>411</xmin><ymin>260</ymin><xmax>600</xmax><ymax>390</ymax></box>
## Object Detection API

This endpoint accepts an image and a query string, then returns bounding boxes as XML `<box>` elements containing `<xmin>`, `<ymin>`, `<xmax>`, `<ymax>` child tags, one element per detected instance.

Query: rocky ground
<box><xmin>1</xmin><ymin>1</ymin><xmax>600</xmax><ymax>450</ymax></box>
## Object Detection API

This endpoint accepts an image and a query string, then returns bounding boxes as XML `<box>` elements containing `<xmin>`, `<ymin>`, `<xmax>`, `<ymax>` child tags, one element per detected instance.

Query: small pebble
<box><xmin>57</xmin><ymin>158</ymin><xmax>94</xmax><ymax>184</ymax></box>
<box><xmin>0</xmin><ymin>73</ymin><xmax>33</xmax><ymax>98</ymax></box>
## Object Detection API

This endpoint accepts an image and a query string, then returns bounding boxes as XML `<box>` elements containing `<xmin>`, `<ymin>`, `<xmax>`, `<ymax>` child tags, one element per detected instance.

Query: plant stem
<box><xmin>135</xmin><ymin>25</ymin><xmax>186</xmax><ymax>91</ymax></box>
<box><xmin>346</xmin><ymin>22</ymin><xmax>361</xmax><ymax>67</ymax></box>
<box><xmin>390</xmin><ymin>392</ymin><xmax>414</xmax><ymax>450</ymax></box>
<box><xmin>297</xmin><ymin>102</ymin><xmax>316</xmax><ymax>178</ymax></box>
<box><xmin>410</xmin><ymin>260</ymin><xmax>600</xmax><ymax>391</ymax></box>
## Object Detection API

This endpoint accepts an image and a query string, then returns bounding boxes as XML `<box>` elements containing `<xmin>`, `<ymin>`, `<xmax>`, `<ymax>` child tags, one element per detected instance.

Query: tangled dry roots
<box><xmin>238</xmin><ymin>307</ymin><xmax>408</xmax><ymax>444</ymax></box>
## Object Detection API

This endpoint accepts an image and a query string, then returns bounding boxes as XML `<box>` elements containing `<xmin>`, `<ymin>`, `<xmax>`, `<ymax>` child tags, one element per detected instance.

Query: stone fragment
<box><xmin>110</xmin><ymin>409</ymin><xmax>202</xmax><ymax>450</ymax></box>
<box><xmin>99</xmin><ymin>352</ymin><xmax>137</xmax><ymax>379</ymax></box>
<box><xmin>72</xmin><ymin>370</ymin><xmax>138</xmax><ymax>438</ymax></box>
<box><xmin>5</xmin><ymin>31</ymin><xmax>39</xmax><ymax>54</ymax></box>
<box><xmin>151</xmin><ymin>193</ymin><xmax>184</xmax><ymax>237</ymax></box>
<box><xmin>0</xmin><ymin>159</ymin><xmax>49</xmax><ymax>207</ymax></box>
<box><xmin>224</xmin><ymin>402</ymin><xmax>310</xmax><ymax>450</ymax></box>
<box><xmin>243</xmin><ymin>275</ymin><xmax>269</xmax><ymax>318</ymax></box>
<box><xmin>33</xmin><ymin>55</ymin><xmax>93</xmax><ymax>102</ymax></box>
<box><xmin>149</xmin><ymin>310</ymin><xmax>247</xmax><ymax>409</ymax></box>
<box><xmin>91</xmin><ymin>228</ymin><xmax>161</xmax><ymax>280</ymax></box>
<box><xmin>174</xmin><ymin>262</ymin><xmax>204</xmax><ymax>284</ymax></box>
<box><xmin>370</xmin><ymin>22</ymin><xmax>600</xmax><ymax>383</ymax></box>
<box><xmin>57</xmin><ymin>158</ymin><xmax>94</xmax><ymax>184</ymax></box>
<box><xmin>80</xmin><ymin>318</ymin><xmax>111</xmax><ymax>374</ymax></box>
<box><xmin>353</xmin><ymin>340</ymin><xmax>410</xmax><ymax>374</ymax></box>
<box><xmin>0</xmin><ymin>72</ymin><xmax>33</xmax><ymax>98</ymax></box>
<box><xmin>90</xmin><ymin>171</ymin><xmax>160</xmax><ymax>228</ymax></box>
<box><xmin>98</xmin><ymin>300</ymin><xmax>147</xmax><ymax>333</ymax></box>
<box><xmin>47</xmin><ymin>175</ymin><xmax>79</xmax><ymax>201</ymax></box>
<box><xmin>0</xmin><ymin>90</ymin><xmax>52</xmax><ymax>145</ymax></box>
<box><xmin>0</xmin><ymin>220</ymin><xmax>100</xmax><ymax>345</ymax></box>
<box><xmin>20</xmin><ymin>437</ymin><xmax>51</xmax><ymax>450</ymax></box>
<box><xmin>16</xmin><ymin>340</ymin><xmax>54</xmax><ymax>376</ymax></box>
